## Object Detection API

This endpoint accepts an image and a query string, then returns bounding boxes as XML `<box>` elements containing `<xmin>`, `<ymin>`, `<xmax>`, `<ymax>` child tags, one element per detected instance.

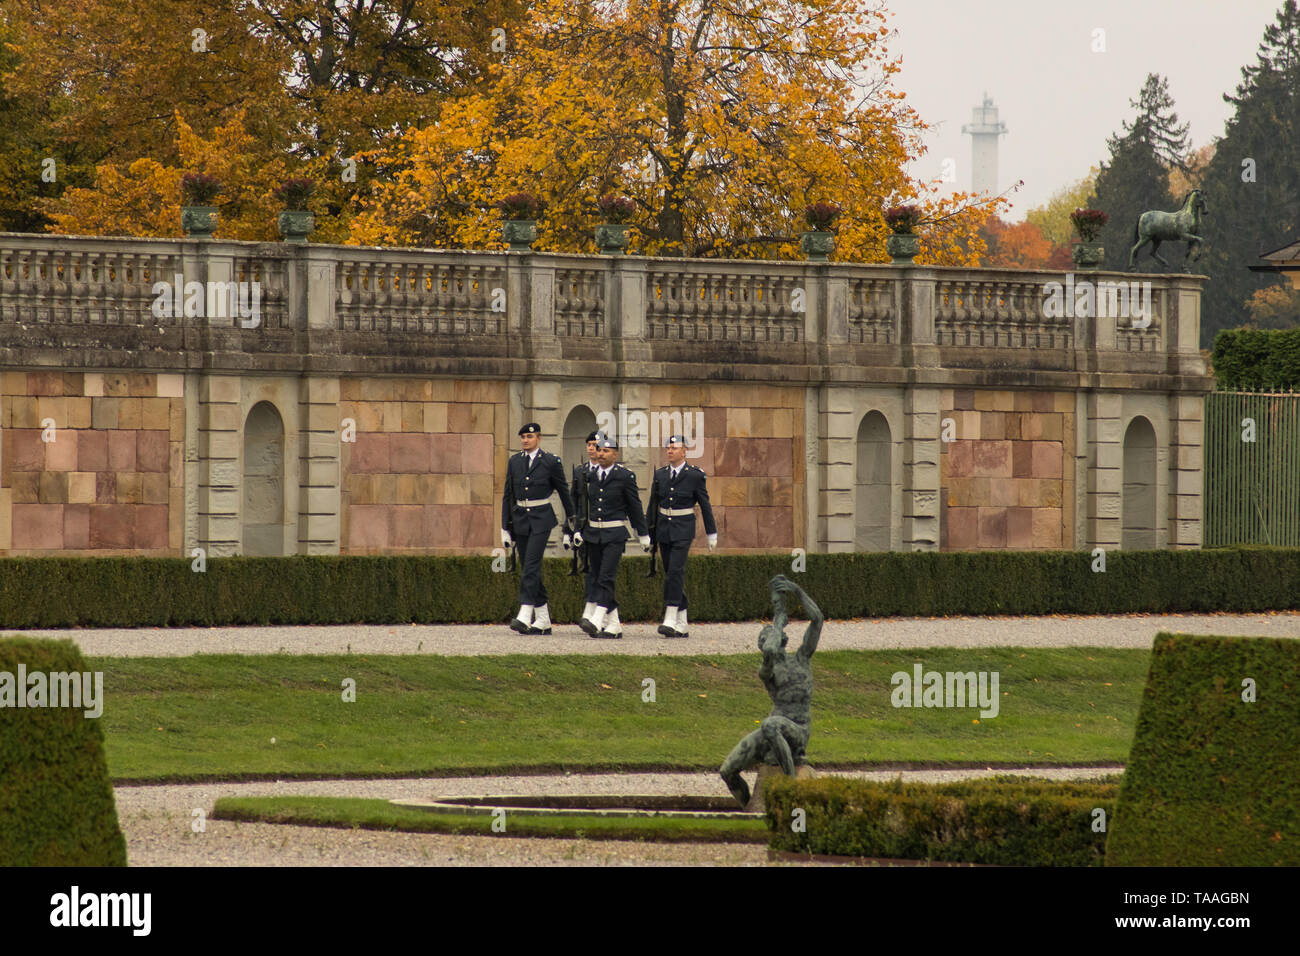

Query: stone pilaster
<box><xmin>817</xmin><ymin>386</ymin><xmax>858</xmax><ymax>552</ymax></box>
<box><xmin>196</xmin><ymin>374</ymin><xmax>242</xmax><ymax>555</ymax></box>
<box><xmin>298</xmin><ymin>376</ymin><xmax>341</xmax><ymax>553</ymax></box>
<box><xmin>902</xmin><ymin>386</ymin><xmax>941</xmax><ymax>550</ymax></box>
<box><xmin>1168</xmin><ymin>393</ymin><xmax>1204</xmax><ymax>548</ymax></box>
<box><xmin>1085</xmin><ymin>391</ymin><xmax>1123</xmax><ymax>548</ymax></box>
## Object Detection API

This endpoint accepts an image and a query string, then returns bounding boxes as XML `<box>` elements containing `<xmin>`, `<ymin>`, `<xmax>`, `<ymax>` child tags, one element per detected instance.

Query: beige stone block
<box><xmin>1173</xmin><ymin>494</ymin><xmax>1201</xmax><ymax>520</ymax></box>
<box><xmin>1054</xmin><ymin>392</ymin><xmax>1074</xmax><ymax>413</ymax></box>
<box><xmin>0</xmin><ymin>488</ymin><xmax>10</xmax><ymax>550</ymax></box>
<box><xmin>423</xmin><ymin>403</ymin><xmax>449</xmax><ymax>433</ymax></box>
<box><xmin>401</xmin><ymin>402</ymin><xmax>424</xmax><ymax>432</ymax></box>
<box><xmin>395</xmin><ymin>474</ymin><xmax>421</xmax><ymax>505</ymax></box>
<box><xmin>90</xmin><ymin>398</ymin><xmax>118</xmax><ymax>430</ymax></box>
<box><xmin>973</xmin><ymin>390</ymin><xmax>998</xmax><ymax>411</ymax></box>
<box><xmin>990</xmin><ymin>478</ymin><xmax>1020</xmax><ymax>507</ymax></box>
<box><xmin>650</xmin><ymin>385</ymin><xmax>673</xmax><ymax>407</ymax></box>
<box><xmin>361</xmin><ymin>378</ymin><xmax>395</xmax><ymax>402</ymax></box>
<box><xmin>980</xmin><ymin>411</ymin><xmax>1005</xmax><ymax>439</ymax></box>
<box><xmin>201</xmin><ymin>403</ymin><xmax>239</xmax><ymax>432</ymax></box>
<box><xmin>203</xmin><ymin>431</ymin><xmax>240</xmax><ymax>459</ymax></box>
<box><xmin>116</xmin><ymin>398</ymin><xmax>141</xmax><ymax>430</ymax></box>
<box><xmin>36</xmin><ymin>396</ymin><xmax>67</xmax><ymax>427</ymax></box>
<box><xmin>701</xmin><ymin>384</ymin><xmax>732</xmax><ymax>408</ymax></box>
<box><xmin>467</xmin><ymin>403</ymin><xmax>494</xmax><ymax>434</ymax></box>
<box><xmin>729</xmin><ymin>408</ymin><xmax>752</xmax><ymax>438</ymax></box>
<box><xmin>967</xmin><ymin>477</ymin><xmax>992</xmax><ymax>507</ymax></box>
<box><xmin>771</xmin><ymin>407</ymin><xmax>795</xmax><ymax>439</ymax></box>
<box><xmin>202</xmin><ymin>376</ymin><xmax>240</xmax><ymax>403</ymax></box>
<box><xmin>1175</xmin><ymin>445</ymin><xmax>1202</xmax><ymax>471</ymax></box>
<box><xmin>141</xmin><ymin>398</ymin><xmax>169</xmax><ymax>430</ymax></box>
<box><xmin>303</xmin><ymin>404</ymin><xmax>338</xmax><ymax>432</ymax></box>
<box><xmin>370</xmin><ymin>474</ymin><xmax>396</xmax><ymax>503</ymax></box>
<box><xmin>428</xmin><ymin>380</ymin><xmax>457</xmax><ymax>402</ymax></box>
<box><xmin>443</xmin><ymin>474</ymin><xmax>471</xmax><ymax>505</ymax></box>
<box><xmin>67</xmin><ymin>472</ymin><xmax>96</xmax><ymax>504</ymax></box>
<box><xmin>170</xmin><ymin>442</ymin><xmax>184</xmax><ymax>486</ymax></box>
<box><xmin>170</xmin><ymin>487</ymin><xmax>184</xmax><ymax>551</ymax></box>
<box><xmin>302</xmin><ymin>377</ymin><xmax>340</xmax><ymax>404</ymax></box>
<box><xmin>340</xmin><ymin>379</ymin><xmax>361</xmax><ymax>401</ymax></box>
<box><xmin>452</xmin><ymin>380</ymin><xmax>494</xmax><ymax>404</ymax></box>
<box><xmin>170</xmin><ymin>400</ymin><xmax>185</xmax><ymax>442</ymax></box>
<box><xmin>381</xmin><ymin>401</ymin><xmax>402</xmax><ymax>432</ymax></box>
<box><xmin>4</xmin><ymin>372</ymin><xmax>29</xmax><ymax>396</ymax></box>
<box><xmin>142</xmin><ymin>472</ymin><xmax>169</xmax><ymax>505</ymax></box>
<box><xmin>302</xmin><ymin>486</ymin><xmax>339</xmax><ymax>514</ymax></box>
<box><xmin>155</xmin><ymin>373</ymin><xmax>184</xmax><ymax>398</ymax></box>
<box><xmin>65</xmin><ymin>397</ymin><xmax>92</xmax><ymax>429</ymax></box>
<box><xmin>748</xmin><ymin>407</ymin><xmax>774</xmax><ymax>436</ymax></box>
<box><xmin>993</xmin><ymin>390</ymin><xmax>1017</xmax><ymax>412</ymax></box>
<box><xmin>1038</xmin><ymin>479</ymin><xmax>1063</xmax><ymax>509</ymax></box>
<box><xmin>356</xmin><ymin>401</ymin><xmax>385</xmax><ymax>432</ymax></box>
<box><xmin>470</xmin><ymin>473</ymin><xmax>494</xmax><ymax>505</ymax></box>
<box><xmin>13</xmin><ymin>396</ymin><xmax>39</xmax><ymax>429</ymax></box>
<box><xmin>939</xmin><ymin>388</ymin><xmax>954</xmax><ymax>410</ymax></box>
<box><xmin>958</xmin><ymin>410</ymin><xmax>980</xmax><ymax>440</ymax></box>
<box><xmin>1039</xmin><ymin>414</ymin><xmax>1063</xmax><ymax>441</ymax></box>
<box><xmin>116</xmin><ymin>472</ymin><xmax>142</xmax><ymax>504</ymax></box>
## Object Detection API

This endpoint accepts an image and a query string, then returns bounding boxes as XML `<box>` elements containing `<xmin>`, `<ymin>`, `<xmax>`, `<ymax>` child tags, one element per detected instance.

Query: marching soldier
<box><xmin>501</xmin><ymin>423</ymin><xmax>575</xmax><ymax>635</ymax></box>
<box><xmin>572</xmin><ymin>430</ymin><xmax>603</xmax><ymax>616</ymax></box>
<box><xmin>646</xmin><ymin>435</ymin><xmax>717</xmax><ymax>638</ymax></box>
<box><xmin>572</xmin><ymin>435</ymin><xmax>649</xmax><ymax>639</ymax></box>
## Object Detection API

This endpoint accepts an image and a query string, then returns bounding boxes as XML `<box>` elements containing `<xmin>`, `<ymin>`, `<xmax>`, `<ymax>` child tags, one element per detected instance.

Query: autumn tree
<box><xmin>977</xmin><ymin>218</ymin><xmax>1054</xmax><ymax>270</ymax></box>
<box><xmin>350</xmin><ymin>0</ymin><xmax>997</xmax><ymax>263</ymax></box>
<box><xmin>1245</xmin><ymin>282</ymin><xmax>1300</xmax><ymax>330</ymax></box>
<box><xmin>1026</xmin><ymin>168</ymin><xmax>1098</xmax><ymax>249</ymax></box>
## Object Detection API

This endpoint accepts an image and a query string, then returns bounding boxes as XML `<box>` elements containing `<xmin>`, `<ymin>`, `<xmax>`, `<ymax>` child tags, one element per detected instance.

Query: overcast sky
<box><xmin>883</xmin><ymin>0</ymin><xmax>1286</xmax><ymax>218</ymax></box>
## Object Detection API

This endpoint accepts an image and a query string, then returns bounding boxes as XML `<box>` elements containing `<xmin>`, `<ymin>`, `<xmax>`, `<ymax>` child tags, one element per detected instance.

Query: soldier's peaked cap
<box><xmin>598</xmin><ymin>435</ymin><xmax>619</xmax><ymax>449</ymax></box>
<box><xmin>518</xmin><ymin>422</ymin><xmax>541</xmax><ymax>435</ymax></box>
<box><xmin>664</xmin><ymin>434</ymin><xmax>686</xmax><ymax>446</ymax></box>
<box><xmin>586</xmin><ymin>429</ymin><xmax>605</xmax><ymax>442</ymax></box>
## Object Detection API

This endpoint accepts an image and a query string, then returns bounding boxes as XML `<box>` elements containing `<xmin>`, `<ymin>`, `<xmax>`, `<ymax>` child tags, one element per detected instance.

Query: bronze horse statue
<box><xmin>1129</xmin><ymin>189</ymin><xmax>1208</xmax><ymax>270</ymax></box>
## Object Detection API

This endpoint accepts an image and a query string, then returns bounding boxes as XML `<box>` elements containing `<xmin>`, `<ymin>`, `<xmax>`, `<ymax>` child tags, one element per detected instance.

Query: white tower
<box><xmin>962</xmin><ymin>93</ymin><xmax>1006</xmax><ymax>197</ymax></box>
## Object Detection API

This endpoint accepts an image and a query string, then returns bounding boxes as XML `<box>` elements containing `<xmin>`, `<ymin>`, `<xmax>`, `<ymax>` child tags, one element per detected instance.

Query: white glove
<box><xmin>572</xmin><ymin>531</ymin><xmax>583</xmax><ymax>547</ymax></box>
<box><xmin>562</xmin><ymin>534</ymin><xmax>572</xmax><ymax>550</ymax></box>
<box><xmin>638</xmin><ymin>535</ymin><xmax>651</xmax><ymax>552</ymax></box>
<box><xmin>707</xmin><ymin>533</ymin><xmax>718</xmax><ymax>551</ymax></box>
<box><xmin>501</xmin><ymin>530</ymin><xmax>512</xmax><ymax>548</ymax></box>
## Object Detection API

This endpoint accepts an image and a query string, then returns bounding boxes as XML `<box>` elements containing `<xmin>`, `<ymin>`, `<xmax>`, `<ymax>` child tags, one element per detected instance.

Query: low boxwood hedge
<box><xmin>0</xmin><ymin>637</ymin><xmax>127</xmax><ymax>865</ymax></box>
<box><xmin>1105</xmin><ymin>632</ymin><xmax>1300</xmax><ymax>866</ymax></box>
<box><xmin>765</xmin><ymin>775</ymin><xmax>1117</xmax><ymax>865</ymax></box>
<box><xmin>0</xmin><ymin>546</ymin><xmax>1296</xmax><ymax>628</ymax></box>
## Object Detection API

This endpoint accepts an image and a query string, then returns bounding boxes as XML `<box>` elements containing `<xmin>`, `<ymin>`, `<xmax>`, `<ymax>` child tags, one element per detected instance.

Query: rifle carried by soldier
<box><xmin>569</xmin><ymin>460</ymin><xmax>590</xmax><ymax>576</ymax></box>
<box><xmin>645</xmin><ymin>479</ymin><xmax>659</xmax><ymax>577</ymax></box>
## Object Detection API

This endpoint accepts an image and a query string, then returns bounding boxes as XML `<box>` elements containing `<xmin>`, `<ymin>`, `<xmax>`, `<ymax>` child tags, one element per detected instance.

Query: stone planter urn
<box><xmin>1072</xmin><ymin>241</ymin><xmax>1104</xmax><ymax>271</ymax></box>
<box><xmin>502</xmin><ymin>219</ymin><xmax>537</xmax><ymax>252</ymax></box>
<box><xmin>800</xmin><ymin>230</ymin><xmax>834</xmax><ymax>262</ymax></box>
<box><xmin>278</xmin><ymin>210</ymin><xmax>315</xmax><ymax>244</ymax></box>
<box><xmin>886</xmin><ymin>232</ymin><xmax>920</xmax><ymax>264</ymax></box>
<box><xmin>181</xmin><ymin>206</ymin><xmax>219</xmax><ymax>239</ymax></box>
<box><xmin>595</xmin><ymin>223</ymin><xmax>631</xmax><ymax>255</ymax></box>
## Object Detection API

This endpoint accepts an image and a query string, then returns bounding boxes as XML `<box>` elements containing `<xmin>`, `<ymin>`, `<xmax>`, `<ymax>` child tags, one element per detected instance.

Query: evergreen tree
<box><xmin>1199</xmin><ymin>0</ymin><xmax>1300</xmax><ymax>346</ymax></box>
<box><xmin>1088</xmin><ymin>74</ymin><xmax>1189</xmax><ymax>272</ymax></box>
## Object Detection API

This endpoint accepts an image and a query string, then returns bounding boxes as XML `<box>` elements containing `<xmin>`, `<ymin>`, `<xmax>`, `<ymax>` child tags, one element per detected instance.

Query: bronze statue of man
<box><xmin>720</xmin><ymin>574</ymin><xmax>823</xmax><ymax>807</ymax></box>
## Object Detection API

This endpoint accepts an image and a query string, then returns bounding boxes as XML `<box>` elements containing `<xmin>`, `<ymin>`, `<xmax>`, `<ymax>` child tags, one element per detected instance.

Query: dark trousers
<box><xmin>583</xmin><ymin>542</ymin><xmax>598</xmax><ymax>603</ymax></box>
<box><xmin>516</xmin><ymin>530</ymin><xmax>550</xmax><ymax>606</ymax></box>
<box><xmin>587</xmin><ymin>538</ymin><xmax>625</xmax><ymax>611</ymax></box>
<box><xmin>658</xmin><ymin>538</ymin><xmax>691</xmax><ymax>609</ymax></box>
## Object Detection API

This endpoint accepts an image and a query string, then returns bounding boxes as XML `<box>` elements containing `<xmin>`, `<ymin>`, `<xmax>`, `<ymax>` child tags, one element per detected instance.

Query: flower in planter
<box><xmin>274</xmin><ymin>178</ymin><xmax>317</xmax><ymax>211</ymax></box>
<box><xmin>180</xmin><ymin>172</ymin><xmax>221</xmax><ymax>206</ymax></box>
<box><xmin>496</xmin><ymin>191</ymin><xmax>544</xmax><ymax>221</ymax></box>
<box><xmin>597</xmin><ymin>193</ymin><xmax>637</xmax><ymax>224</ymax></box>
<box><xmin>1070</xmin><ymin>208</ymin><xmax>1109</xmax><ymax>243</ymax></box>
<box><xmin>804</xmin><ymin>201</ymin><xmax>842</xmax><ymax>232</ymax></box>
<box><xmin>883</xmin><ymin>204</ymin><xmax>923</xmax><ymax>235</ymax></box>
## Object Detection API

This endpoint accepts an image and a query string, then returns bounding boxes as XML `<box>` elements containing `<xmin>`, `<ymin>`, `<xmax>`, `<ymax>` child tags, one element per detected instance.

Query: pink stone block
<box><xmin>972</xmin><ymin>440</ymin><xmax>1011</xmax><ymax>477</ymax></box>
<box><xmin>1031</xmin><ymin>441</ymin><xmax>1063</xmax><ymax>479</ymax></box>
<box><xmin>78</xmin><ymin>430</ymin><xmax>109</xmax><ymax>472</ymax></box>
<box><xmin>1032</xmin><ymin>508</ymin><xmax>1062</xmax><ymax>548</ymax></box>
<box><xmin>64</xmin><ymin>504</ymin><xmax>90</xmax><ymax>549</ymax></box>
<box><xmin>725</xmin><ymin>507</ymin><xmax>758</xmax><ymax>548</ymax></box>
<box><xmin>1012</xmin><ymin>442</ymin><xmax>1033</xmax><ymax>478</ymax></box>
<box><xmin>976</xmin><ymin>507</ymin><xmax>1007</xmax><ymax>548</ymax></box>
<box><xmin>389</xmin><ymin>434</ymin><xmax>431</xmax><ymax>474</ymax></box>
<box><xmin>347</xmin><ymin>504</ymin><xmax>390</xmax><ymax>548</ymax></box>
<box><xmin>756</xmin><ymin>507</ymin><xmax>793</xmax><ymax>548</ymax></box>
<box><xmin>1006</xmin><ymin>506</ymin><xmax>1034</xmax><ymax>549</ymax></box>
<box><xmin>45</xmin><ymin>431</ymin><xmax>78</xmax><ymax>471</ymax></box>
<box><xmin>390</xmin><ymin>505</ymin><xmax>426</xmax><ymax>547</ymax></box>
<box><xmin>703</xmin><ymin>407</ymin><xmax>726</xmax><ymax>442</ymax></box>
<box><xmin>766</xmin><ymin>439</ymin><xmax>793</xmax><ymax>478</ymax></box>
<box><xmin>947</xmin><ymin>507</ymin><xmax>978</xmax><ymax>550</ymax></box>
<box><xmin>947</xmin><ymin>441</ymin><xmax>973</xmax><ymax>478</ymax></box>
<box><xmin>990</xmin><ymin>478</ymin><xmax>1020</xmax><ymax>507</ymax></box>
<box><xmin>108</xmin><ymin>431</ymin><xmax>137</xmax><ymax>471</ymax></box>
<box><xmin>89</xmin><ymin>504</ymin><xmax>133</xmax><ymax>549</ymax></box>
<box><xmin>461</xmin><ymin>433</ymin><xmax>494</xmax><ymax>476</ymax></box>
<box><xmin>349</xmin><ymin>433</ymin><xmax>390</xmax><ymax>474</ymax></box>
<box><xmin>423</xmin><ymin>505</ymin><xmax>455</xmax><ymax>546</ymax></box>
<box><xmin>737</xmin><ymin>440</ymin><xmax>768</xmax><ymax>478</ymax></box>
<box><xmin>5</xmin><ymin>430</ymin><xmax>45</xmax><ymax>471</ymax></box>
<box><xmin>28</xmin><ymin>372</ymin><xmax>64</xmax><ymax>396</ymax></box>
<box><xmin>95</xmin><ymin>472</ymin><xmax>116</xmax><ymax>503</ymax></box>
<box><xmin>429</xmin><ymin>433</ymin><xmax>462</xmax><ymax>473</ymax></box>
<box><xmin>465</xmin><ymin>506</ymin><xmax>493</xmax><ymax>547</ymax></box>
<box><xmin>135</xmin><ymin>505</ymin><xmax>169</xmax><ymax>549</ymax></box>
<box><xmin>136</xmin><ymin>430</ymin><xmax>169</xmax><ymax>473</ymax></box>
<box><xmin>12</xmin><ymin>504</ymin><xmax>64</xmax><ymax>549</ymax></box>
<box><xmin>713</xmin><ymin>438</ymin><xmax>740</xmax><ymax>477</ymax></box>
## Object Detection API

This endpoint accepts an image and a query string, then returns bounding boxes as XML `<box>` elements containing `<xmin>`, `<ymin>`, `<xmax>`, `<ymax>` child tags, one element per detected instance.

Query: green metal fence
<box><xmin>1204</xmin><ymin>390</ymin><xmax>1300</xmax><ymax>546</ymax></box>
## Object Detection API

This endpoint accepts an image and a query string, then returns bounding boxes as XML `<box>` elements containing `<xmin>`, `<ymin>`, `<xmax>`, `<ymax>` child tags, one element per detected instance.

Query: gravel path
<box><xmin>16</xmin><ymin>610</ymin><xmax>1300</xmax><ymax>658</ymax></box>
<box><xmin>114</xmin><ymin>766</ymin><xmax>1120</xmax><ymax>867</ymax></box>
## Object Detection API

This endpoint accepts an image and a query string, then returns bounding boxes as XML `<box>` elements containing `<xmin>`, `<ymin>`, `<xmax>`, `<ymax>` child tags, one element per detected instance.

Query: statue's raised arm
<box><xmin>769</xmin><ymin>575</ymin><xmax>822</xmax><ymax>662</ymax></box>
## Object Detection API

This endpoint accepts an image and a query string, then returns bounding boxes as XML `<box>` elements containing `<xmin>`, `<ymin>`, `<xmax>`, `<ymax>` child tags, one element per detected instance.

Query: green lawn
<box><xmin>92</xmin><ymin>648</ymin><xmax>1148</xmax><ymax>782</ymax></box>
<box><xmin>211</xmin><ymin>796</ymin><xmax>770</xmax><ymax>843</ymax></box>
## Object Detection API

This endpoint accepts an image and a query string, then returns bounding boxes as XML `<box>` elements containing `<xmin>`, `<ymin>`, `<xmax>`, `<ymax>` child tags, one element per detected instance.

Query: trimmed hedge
<box><xmin>765</xmin><ymin>775</ymin><xmax>1117</xmax><ymax>865</ymax></box>
<box><xmin>0</xmin><ymin>547</ymin><xmax>1298</xmax><ymax>627</ymax></box>
<box><xmin>1106</xmin><ymin>632</ymin><xmax>1300</xmax><ymax>866</ymax></box>
<box><xmin>1211</xmin><ymin>328</ymin><xmax>1300</xmax><ymax>390</ymax></box>
<box><xmin>0</xmin><ymin>637</ymin><xmax>127</xmax><ymax>865</ymax></box>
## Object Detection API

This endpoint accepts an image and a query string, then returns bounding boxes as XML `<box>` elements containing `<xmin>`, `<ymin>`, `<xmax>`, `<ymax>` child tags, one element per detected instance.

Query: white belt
<box><xmin>516</xmin><ymin>498</ymin><xmax>552</xmax><ymax>508</ymax></box>
<box><xmin>587</xmin><ymin>519</ymin><xmax>625</xmax><ymax>529</ymax></box>
<box><xmin>661</xmin><ymin>507</ymin><xmax>694</xmax><ymax>517</ymax></box>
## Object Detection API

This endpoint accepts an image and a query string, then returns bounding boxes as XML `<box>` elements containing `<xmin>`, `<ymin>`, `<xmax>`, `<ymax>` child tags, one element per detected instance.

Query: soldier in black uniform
<box><xmin>571</xmin><ymin>434</ymin><xmax>649</xmax><ymax>638</ymax></box>
<box><xmin>645</xmin><ymin>434</ymin><xmax>717</xmax><ymax>638</ymax></box>
<box><xmin>571</xmin><ymin>430</ymin><xmax>604</xmax><ymax>623</ymax></box>
<box><xmin>501</xmin><ymin>423</ymin><xmax>575</xmax><ymax>634</ymax></box>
